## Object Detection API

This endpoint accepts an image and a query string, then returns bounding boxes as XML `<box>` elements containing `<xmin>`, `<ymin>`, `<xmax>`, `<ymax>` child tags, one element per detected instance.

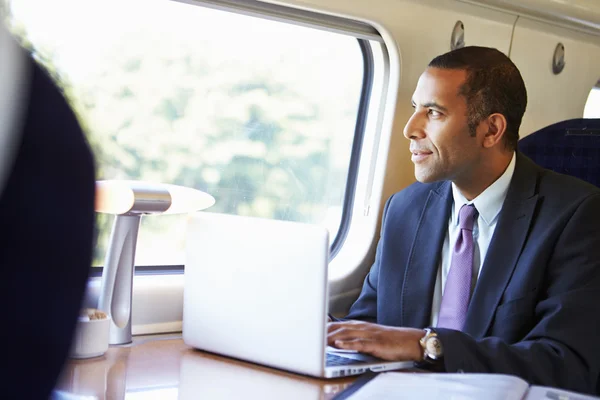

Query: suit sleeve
<box><xmin>437</xmin><ymin>193</ymin><xmax>600</xmax><ymax>395</ymax></box>
<box><xmin>344</xmin><ymin>194</ymin><xmax>396</xmax><ymax>322</ymax></box>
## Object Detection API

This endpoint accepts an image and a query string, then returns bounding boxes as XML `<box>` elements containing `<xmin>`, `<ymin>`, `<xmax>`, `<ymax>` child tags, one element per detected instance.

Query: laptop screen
<box><xmin>183</xmin><ymin>212</ymin><xmax>330</xmax><ymax>376</ymax></box>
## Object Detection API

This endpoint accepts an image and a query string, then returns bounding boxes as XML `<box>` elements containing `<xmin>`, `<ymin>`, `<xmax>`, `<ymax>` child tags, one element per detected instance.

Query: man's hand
<box><xmin>327</xmin><ymin>320</ymin><xmax>424</xmax><ymax>362</ymax></box>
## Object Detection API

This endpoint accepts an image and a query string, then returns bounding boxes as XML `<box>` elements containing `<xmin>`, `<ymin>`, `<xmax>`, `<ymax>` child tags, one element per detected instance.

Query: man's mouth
<box><xmin>410</xmin><ymin>149</ymin><xmax>433</xmax><ymax>162</ymax></box>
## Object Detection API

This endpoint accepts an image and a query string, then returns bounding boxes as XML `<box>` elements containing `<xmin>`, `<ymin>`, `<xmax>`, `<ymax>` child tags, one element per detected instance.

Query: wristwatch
<box><xmin>417</xmin><ymin>328</ymin><xmax>445</xmax><ymax>370</ymax></box>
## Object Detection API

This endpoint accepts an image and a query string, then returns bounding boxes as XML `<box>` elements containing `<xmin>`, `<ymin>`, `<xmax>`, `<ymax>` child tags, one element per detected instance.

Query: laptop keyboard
<box><xmin>326</xmin><ymin>353</ymin><xmax>367</xmax><ymax>367</ymax></box>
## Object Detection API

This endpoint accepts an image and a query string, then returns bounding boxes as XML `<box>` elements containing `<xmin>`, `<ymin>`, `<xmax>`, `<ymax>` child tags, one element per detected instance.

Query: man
<box><xmin>327</xmin><ymin>46</ymin><xmax>600</xmax><ymax>395</ymax></box>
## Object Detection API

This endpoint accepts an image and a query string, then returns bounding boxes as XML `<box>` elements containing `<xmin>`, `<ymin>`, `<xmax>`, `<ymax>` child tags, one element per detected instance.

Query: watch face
<box><xmin>425</xmin><ymin>337</ymin><xmax>443</xmax><ymax>357</ymax></box>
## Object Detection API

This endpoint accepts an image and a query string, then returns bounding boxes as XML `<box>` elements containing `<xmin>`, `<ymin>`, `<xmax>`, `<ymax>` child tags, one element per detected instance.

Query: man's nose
<box><xmin>403</xmin><ymin>111</ymin><xmax>425</xmax><ymax>140</ymax></box>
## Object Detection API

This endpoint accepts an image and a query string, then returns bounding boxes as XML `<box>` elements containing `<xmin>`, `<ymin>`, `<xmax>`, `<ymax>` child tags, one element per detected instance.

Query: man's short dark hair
<box><xmin>428</xmin><ymin>46</ymin><xmax>527</xmax><ymax>150</ymax></box>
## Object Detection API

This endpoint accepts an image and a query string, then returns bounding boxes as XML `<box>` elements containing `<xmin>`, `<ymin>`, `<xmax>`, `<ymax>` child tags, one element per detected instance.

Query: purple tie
<box><xmin>437</xmin><ymin>204</ymin><xmax>478</xmax><ymax>331</ymax></box>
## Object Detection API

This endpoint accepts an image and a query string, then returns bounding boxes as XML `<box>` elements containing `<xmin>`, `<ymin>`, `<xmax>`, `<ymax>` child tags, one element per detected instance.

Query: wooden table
<box><xmin>56</xmin><ymin>334</ymin><xmax>358</xmax><ymax>399</ymax></box>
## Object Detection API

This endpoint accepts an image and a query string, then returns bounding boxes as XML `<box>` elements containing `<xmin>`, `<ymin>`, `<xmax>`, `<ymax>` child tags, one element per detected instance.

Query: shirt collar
<box><xmin>451</xmin><ymin>152</ymin><xmax>516</xmax><ymax>226</ymax></box>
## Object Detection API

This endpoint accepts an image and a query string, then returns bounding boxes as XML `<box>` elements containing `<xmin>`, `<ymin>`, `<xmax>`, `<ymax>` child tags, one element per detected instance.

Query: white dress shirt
<box><xmin>430</xmin><ymin>152</ymin><xmax>516</xmax><ymax>327</ymax></box>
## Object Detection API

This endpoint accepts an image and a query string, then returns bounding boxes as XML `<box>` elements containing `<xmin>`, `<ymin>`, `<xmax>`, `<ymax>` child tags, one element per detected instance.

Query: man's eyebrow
<box><xmin>421</xmin><ymin>101</ymin><xmax>448</xmax><ymax>112</ymax></box>
<box><xmin>410</xmin><ymin>99</ymin><xmax>449</xmax><ymax>113</ymax></box>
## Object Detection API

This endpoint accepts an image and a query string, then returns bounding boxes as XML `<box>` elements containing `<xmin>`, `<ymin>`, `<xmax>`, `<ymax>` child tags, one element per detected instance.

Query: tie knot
<box><xmin>458</xmin><ymin>204</ymin><xmax>478</xmax><ymax>231</ymax></box>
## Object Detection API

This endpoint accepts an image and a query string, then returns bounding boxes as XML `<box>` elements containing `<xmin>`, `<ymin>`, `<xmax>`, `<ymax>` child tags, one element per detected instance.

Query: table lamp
<box><xmin>95</xmin><ymin>180</ymin><xmax>215</xmax><ymax>345</ymax></box>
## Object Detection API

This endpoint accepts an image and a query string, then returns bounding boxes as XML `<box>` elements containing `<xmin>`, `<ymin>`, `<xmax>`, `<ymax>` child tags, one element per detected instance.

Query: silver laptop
<box><xmin>183</xmin><ymin>212</ymin><xmax>413</xmax><ymax>378</ymax></box>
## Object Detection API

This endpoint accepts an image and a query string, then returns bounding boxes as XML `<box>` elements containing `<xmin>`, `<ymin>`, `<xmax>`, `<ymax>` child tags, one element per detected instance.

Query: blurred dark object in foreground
<box><xmin>0</xmin><ymin>24</ymin><xmax>96</xmax><ymax>399</ymax></box>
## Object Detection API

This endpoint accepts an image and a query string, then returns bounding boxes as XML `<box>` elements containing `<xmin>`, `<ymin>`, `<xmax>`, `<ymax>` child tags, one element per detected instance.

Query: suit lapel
<box><xmin>400</xmin><ymin>181</ymin><xmax>452</xmax><ymax>328</ymax></box>
<box><xmin>463</xmin><ymin>153</ymin><xmax>540</xmax><ymax>337</ymax></box>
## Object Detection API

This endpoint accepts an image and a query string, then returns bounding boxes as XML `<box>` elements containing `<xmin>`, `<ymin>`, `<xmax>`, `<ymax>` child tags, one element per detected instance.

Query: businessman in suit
<box><xmin>328</xmin><ymin>46</ymin><xmax>600</xmax><ymax>395</ymax></box>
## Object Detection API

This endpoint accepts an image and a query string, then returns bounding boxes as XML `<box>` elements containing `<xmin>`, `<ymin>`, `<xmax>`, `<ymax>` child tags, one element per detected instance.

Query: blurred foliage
<box><xmin>2</xmin><ymin>0</ymin><xmax>363</xmax><ymax>265</ymax></box>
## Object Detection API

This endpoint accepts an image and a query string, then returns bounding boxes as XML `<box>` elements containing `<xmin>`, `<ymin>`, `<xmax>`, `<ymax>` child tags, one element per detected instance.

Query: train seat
<box><xmin>518</xmin><ymin>118</ymin><xmax>600</xmax><ymax>188</ymax></box>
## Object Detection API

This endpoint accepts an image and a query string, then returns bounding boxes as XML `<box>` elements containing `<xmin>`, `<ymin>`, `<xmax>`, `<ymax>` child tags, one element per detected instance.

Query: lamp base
<box><xmin>97</xmin><ymin>214</ymin><xmax>141</xmax><ymax>345</ymax></box>
<box><xmin>108</xmin><ymin>321</ymin><xmax>132</xmax><ymax>345</ymax></box>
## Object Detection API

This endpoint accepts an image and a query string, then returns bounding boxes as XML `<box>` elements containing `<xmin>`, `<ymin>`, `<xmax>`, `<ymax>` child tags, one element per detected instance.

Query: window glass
<box><xmin>584</xmin><ymin>85</ymin><xmax>600</xmax><ymax>118</ymax></box>
<box><xmin>3</xmin><ymin>0</ymin><xmax>365</xmax><ymax>266</ymax></box>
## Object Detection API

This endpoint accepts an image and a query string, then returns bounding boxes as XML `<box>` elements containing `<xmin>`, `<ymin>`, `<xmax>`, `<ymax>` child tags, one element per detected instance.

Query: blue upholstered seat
<box><xmin>518</xmin><ymin>118</ymin><xmax>600</xmax><ymax>188</ymax></box>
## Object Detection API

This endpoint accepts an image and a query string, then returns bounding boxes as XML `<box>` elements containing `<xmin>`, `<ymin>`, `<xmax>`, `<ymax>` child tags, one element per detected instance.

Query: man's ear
<box><xmin>480</xmin><ymin>113</ymin><xmax>507</xmax><ymax>148</ymax></box>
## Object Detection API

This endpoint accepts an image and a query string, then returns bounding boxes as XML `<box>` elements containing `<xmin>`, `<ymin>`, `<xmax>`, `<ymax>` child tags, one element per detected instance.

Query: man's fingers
<box><xmin>334</xmin><ymin>338</ymin><xmax>378</xmax><ymax>354</ymax></box>
<box><xmin>327</xmin><ymin>323</ymin><xmax>339</xmax><ymax>334</ymax></box>
<box><xmin>327</xmin><ymin>328</ymin><xmax>357</xmax><ymax>344</ymax></box>
<box><xmin>329</xmin><ymin>325</ymin><xmax>425</xmax><ymax>361</ymax></box>
<box><xmin>327</xmin><ymin>327</ymin><xmax>374</xmax><ymax>347</ymax></box>
<box><xmin>327</xmin><ymin>320</ymin><xmax>368</xmax><ymax>333</ymax></box>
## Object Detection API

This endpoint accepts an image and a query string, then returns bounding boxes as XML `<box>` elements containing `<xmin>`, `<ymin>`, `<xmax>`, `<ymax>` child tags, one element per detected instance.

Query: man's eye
<box><xmin>428</xmin><ymin>109</ymin><xmax>442</xmax><ymax>117</ymax></box>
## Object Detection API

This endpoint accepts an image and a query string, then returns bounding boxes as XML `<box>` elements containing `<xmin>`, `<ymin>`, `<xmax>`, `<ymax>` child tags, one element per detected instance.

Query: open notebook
<box><xmin>337</xmin><ymin>373</ymin><xmax>599</xmax><ymax>400</ymax></box>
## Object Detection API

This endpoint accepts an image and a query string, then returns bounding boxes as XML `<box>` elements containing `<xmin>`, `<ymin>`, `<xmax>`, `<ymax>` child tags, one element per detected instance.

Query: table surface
<box><xmin>55</xmin><ymin>334</ymin><xmax>359</xmax><ymax>399</ymax></box>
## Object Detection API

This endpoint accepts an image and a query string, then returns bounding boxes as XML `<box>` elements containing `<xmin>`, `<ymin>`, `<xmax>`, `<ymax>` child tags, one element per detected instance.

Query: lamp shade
<box><xmin>95</xmin><ymin>180</ymin><xmax>215</xmax><ymax>215</ymax></box>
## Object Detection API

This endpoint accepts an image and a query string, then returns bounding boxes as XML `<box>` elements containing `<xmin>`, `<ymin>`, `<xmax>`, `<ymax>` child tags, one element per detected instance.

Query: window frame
<box><xmin>329</xmin><ymin>38</ymin><xmax>374</xmax><ymax>259</ymax></box>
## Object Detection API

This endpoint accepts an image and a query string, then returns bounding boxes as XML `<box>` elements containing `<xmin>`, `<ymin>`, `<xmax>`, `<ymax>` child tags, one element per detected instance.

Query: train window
<box><xmin>584</xmin><ymin>84</ymin><xmax>600</xmax><ymax>118</ymax></box>
<box><xmin>3</xmin><ymin>0</ymin><xmax>370</xmax><ymax>267</ymax></box>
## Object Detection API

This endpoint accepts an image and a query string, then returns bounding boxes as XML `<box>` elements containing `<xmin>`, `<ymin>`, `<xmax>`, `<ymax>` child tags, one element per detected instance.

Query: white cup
<box><xmin>70</xmin><ymin>314</ymin><xmax>111</xmax><ymax>359</ymax></box>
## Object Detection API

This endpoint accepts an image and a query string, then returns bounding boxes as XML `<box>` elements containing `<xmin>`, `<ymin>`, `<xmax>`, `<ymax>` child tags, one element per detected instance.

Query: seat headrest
<box><xmin>518</xmin><ymin>118</ymin><xmax>600</xmax><ymax>188</ymax></box>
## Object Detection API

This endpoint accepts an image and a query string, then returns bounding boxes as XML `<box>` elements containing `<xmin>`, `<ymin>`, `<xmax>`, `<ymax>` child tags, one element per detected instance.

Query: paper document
<box><xmin>525</xmin><ymin>386</ymin><xmax>599</xmax><ymax>400</ymax></box>
<box><xmin>345</xmin><ymin>373</ymin><xmax>600</xmax><ymax>400</ymax></box>
<box><xmin>347</xmin><ymin>373</ymin><xmax>529</xmax><ymax>400</ymax></box>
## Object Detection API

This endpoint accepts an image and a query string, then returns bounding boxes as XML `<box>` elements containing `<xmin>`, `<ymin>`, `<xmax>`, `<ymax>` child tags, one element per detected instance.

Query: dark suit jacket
<box><xmin>346</xmin><ymin>152</ymin><xmax>600</xmax><ymax>395</ymax></box>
